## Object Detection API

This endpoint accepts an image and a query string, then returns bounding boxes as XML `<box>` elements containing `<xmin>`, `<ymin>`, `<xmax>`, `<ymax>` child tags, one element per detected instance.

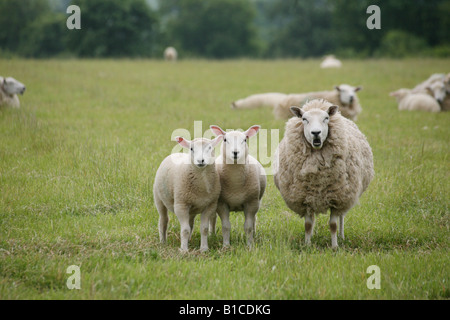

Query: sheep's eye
<box><xmin>302</xmin><ymin>118</ymin><xmax>308</xmax><ymax>123</ymax></box>
<box><xmin>224</xmin><ymin>138</ymin><xmax>227</xmax><ymax>142</ymax></box>
<box><xmin>190</xmin><ymin>148</ymin><xmax>193</xmax><ymax>152</ymax></box>
<box><xmin>324</xmin><ymin>117</ymin><xmax>329</xmax><ymax>121</ymax></box>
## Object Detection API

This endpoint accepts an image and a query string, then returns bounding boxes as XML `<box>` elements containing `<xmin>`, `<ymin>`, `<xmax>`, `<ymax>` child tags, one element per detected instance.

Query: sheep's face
<box><xmin>291</xmin><ymin>105</ymin><xmax>339</xmax><ymax>150</ymax></box>
<box><xmin>176</xmin><ymin>136</ymin><xmax>223</xmax><ymax>168</ymax></box>
<box><xmin>427</xmin><ymin>81</ymin><xmax>446</xmax><ymax>103</ymax></box>
<box><xmin>210</xmin><ymin>125</ymin><xmax>260</xmax><ymax>164</ymax></box>
<box><xmin>2</xmin><ymin>77</ymin><xmax>26</xmax><ymax>95</ymax></box>
<box><xmin>335</xmin><ymin>84</ymin><xmax>361</xmax><ymax>105</ymax></box>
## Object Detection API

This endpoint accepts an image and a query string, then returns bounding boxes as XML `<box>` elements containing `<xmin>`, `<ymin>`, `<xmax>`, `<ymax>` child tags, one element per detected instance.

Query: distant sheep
<box><xmin>273</xmin><ymin>99</ymin><xmax>374</xmax><ymax>248</ymax></box>
<box><xmin>389</xmin><ymin>89</ymin><xmax>440</xmax><ymax>113</ymax></box>
<box><xmin>153</xmin><ymin>135</ymin><xmax>223</xmax><ymax>252</ymax></box>
<box><xmin>209</xmin><ymin>125</ymin><xmax>266</xmax><ymax>248</ymax></box>
<box><xmin>320</xmin><ymin>55</ymin><xmax>342</xmax><ymax>69</ymax></box>
<box><xmin>275</xmin><ymin>84</ymin><xmax>363</xmax><ymax>121</ymax></box>
<box><xmin>231</xmin><ymin>92</ymin><xmax>287</xmax><ymax>109</ymax></box>
<box><xmin>0</xmin><ymin>76</ymin><xmax>26</xmax><ymax>108</ymax></box>
<box><xmin>164</xmin><ymin>47</ymin><xmax>178</xmax><ymax>62</ymax></box>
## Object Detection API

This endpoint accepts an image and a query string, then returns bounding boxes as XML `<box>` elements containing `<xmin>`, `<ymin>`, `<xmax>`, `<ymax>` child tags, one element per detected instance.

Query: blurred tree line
<box><xmin>0</xmin><ymin>0</ymin><xmax>448</xmax><ymax>59</ymax></box>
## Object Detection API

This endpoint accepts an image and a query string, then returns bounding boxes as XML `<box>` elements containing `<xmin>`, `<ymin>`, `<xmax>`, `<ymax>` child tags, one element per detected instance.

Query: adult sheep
<box><xmin>389</xmin><ymin>89</ymin><xmax>441</xmax><ymax>113</ymax></box>
<box><xmin>320</xmin><ymin>55</ymin><xmax>342</xmax><ymax>69</ymax></box>
<box><xmin>164</xmin><ymin>47</ymin><xmax>178</xmax><ymax>62</ymax></box>
<box><xmin>231</xmin><ymin>92</ymin><xmax>287</xmax><ymax>109</ymax></box>
<box><xmin>273</xmin><ymin>99</ymin><xmax>374</xmax><ymax>248</ymax></box>
<box><xmin>0</xmin><ymin>76</ymin><xmax>26</xmax><ymax>108</ymax></box>
<box><xmin>275</xmin><ymin>84</ymin><xmax>363</xmax><ymax>121</ymax></box>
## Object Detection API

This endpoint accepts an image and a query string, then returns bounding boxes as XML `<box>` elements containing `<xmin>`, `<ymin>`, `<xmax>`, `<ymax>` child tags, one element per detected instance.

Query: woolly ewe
<box><xmin>273</xmin><ymin>99</ymin><xmax>374</xmax><ymax>248</ymax></box>
<box><xmin>153</xmin><ymin>135</ymin><xmax>223</xmax><ymax>252</ymax></box>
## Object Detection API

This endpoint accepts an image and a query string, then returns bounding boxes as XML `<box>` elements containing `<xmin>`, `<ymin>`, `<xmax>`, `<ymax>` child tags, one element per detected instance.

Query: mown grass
<box><xmin>0</xmin><ymin>58</ymin><xmax>449</xmax><ymax>299</ymax></box>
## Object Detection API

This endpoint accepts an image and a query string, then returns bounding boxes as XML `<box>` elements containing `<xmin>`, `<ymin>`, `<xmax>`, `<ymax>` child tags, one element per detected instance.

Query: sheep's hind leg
<box><xmin>339</xmin><ymin>215</ymin><xmax>345</xmax><ymax>240</ymax></box>
<box><xmin>155</xmin><ymin>196</ymin><xmax>168</xmax><ymax>244</ymax></box>
<box><xmin>329</xmin><ymin>211</ymin><xmax>341</xmax><ymax>249</ymax></box>
<box><xmin>304</xmin><ymin>214</ymin><xmax>315</xmax><ymax>246</ymax></box>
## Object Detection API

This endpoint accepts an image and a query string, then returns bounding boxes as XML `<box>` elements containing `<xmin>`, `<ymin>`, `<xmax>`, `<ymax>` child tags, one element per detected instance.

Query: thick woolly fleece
<box><xmin>274</xmin><ymin>99</ymin><xmax>374</xmax><ymax>218</ymax></box>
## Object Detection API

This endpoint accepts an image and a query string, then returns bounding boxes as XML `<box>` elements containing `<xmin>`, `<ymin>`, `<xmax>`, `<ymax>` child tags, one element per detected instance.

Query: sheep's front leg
<box><xmin>200</xmin><ymin>202</ymin><xmax>217</xmax><ymax>252</ymax></box>
<box><xmin>217</xmin><ymin>202</ymin><xmax>231</xmax><ymax>248</ymax></box>
<box><xmin>154</xmin><ymin>196</ymin><xmax>168</xmax><ymax>243</ymax></box>
<box><xmin>329</xmin><ymin>211</ymin><xmax>339</xmax><ymax>249</ymax></box>
<box><xmin>209</xmin><ymin>213</ymin><xmax>217</xmax><ymax>235</ymax></box>
<box><xmin>244</xmin><ymin>200</ymin><xmax>259</xmax><ymax>248</ymax></box>
<box><xmin>304</xmin><ymin>214</ymin><xmax>315</xmax><ymax>246</ymax></box>
<box><xmin>174</xmin><ymin>204</ymin><xmax>191</xmax><ymax>253</ymax></box>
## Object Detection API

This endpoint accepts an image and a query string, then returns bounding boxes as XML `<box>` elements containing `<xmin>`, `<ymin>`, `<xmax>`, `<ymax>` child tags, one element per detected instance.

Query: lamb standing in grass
<box><xmin>273</xmin><ymin>99</ymin><xmax>374</xmax><ymax>248</ymax></box>
<box><xmin>389</xmin><ymin>89</ymin><xmax>441</xmax><ymax>113</ymax></box>
<box><xmin>274</xmin><ymin>84</ymin><xmax>363</xmax><ymax>121</ymax></box>
<box><xmin>0</xmin><ymin>76</ymin><xmax>26</xmax><ymax>108</ymax></box>
<box><xmin>153</xmin><ymin>135</ymin><xmax>223</xmax><ymax>252</ymax></box>
<box><xmin>209</xmin><ymin>125</ymin><xmax>266</xmax><ymax>248</ymax></box>
<box><xmin>231</xmin><ymin>92</ymin><xmax>287</xmax><ymax>109</ymax></box>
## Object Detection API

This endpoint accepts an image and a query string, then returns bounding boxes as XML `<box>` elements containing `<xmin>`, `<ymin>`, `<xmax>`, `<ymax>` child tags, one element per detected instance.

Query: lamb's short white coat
<box><xmin>153</xmin><ymin>136</ymin><xmax>223</xmax><ymax>252</ymax></box>
<box><xmin>209</xmin><ymin>125</ymin><xmax>266</xmax><ymax>247</ymax></box>
<box><xmin>390</xmin><ymin>89</ymin><xmax>440</xmax><ymax>113</ymax></box>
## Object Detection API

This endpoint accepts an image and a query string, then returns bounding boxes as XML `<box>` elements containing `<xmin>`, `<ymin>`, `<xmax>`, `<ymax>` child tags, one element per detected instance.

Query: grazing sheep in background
<box><xmin>389</xmin><ymin>89</ymin><xmax>441</xmax><ymax>113</ymax></box>
<box><xmin>164</xmin><ymin>47</ymin><xmax>178</xmax><ymax>62</ymax></box>
<box><xmin>320</xmin><ymin>55</ymin><xmax>342</xmax><ymax>69</ymax></box>
<box><xmin>209</xmin><ymin>125</ymin><xmax>266</xmax><ymax>248</ymax></box>
<box><xmin>273</xmin><ymin>99</ymin><xmax>374</xmax><ymax>248</ymax></box>
<box><xmin>231</xmin><ymin>92</ymin><xmax>287</xmax><ymax>109</ymax></box>
<box><xmin>0</xmin><ymin>76</ymin><xmax>26</xmax><ymax>108</ymax></box>
<box><xmin>412</xmin><ymin>73</ymin><xmax>446</xmax><ymax>93</ymax></box>
<box><xmin>275</xmin><ymin>84</ymin><xmax>363</xmax><ymax>121</ymax></box>
<box><xmin>153</xmin><ymin>135</ymin><xmax>223</xmax><ymax>252</ymax></box>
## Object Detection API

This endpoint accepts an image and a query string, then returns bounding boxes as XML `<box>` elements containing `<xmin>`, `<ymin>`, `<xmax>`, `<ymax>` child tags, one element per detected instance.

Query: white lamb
<box><xmin>164</xmin><ymin>47</ymin><xmax>178</xmax><ymax>62</ymax></box>
<box><xmin>320</xmin><ymin>55</ymin><xmax>342</xmax><ymax>68</ymax></box>
<box><xmin>231</xmin><ymin>92</ymin><xmax>287</xmax><ymax>109</ymax></box>
<box><xmin>0</xmin><ymin>76</ymin><xmax>26</xmax><ymax>108</ymax></box>
<box><xmin>275</xmin><ymin>84</ymin><xmax>363</xmax><ymax>121</ymax></box>
<box><xmin>273</xmin><ymin>99</ymin><xmax>374</xmax><ymax>248</ymax></box>
<box><xmin>389</xmin><ymin>89</ymin><xmax>441</xmax><ymax>113</ymax></box>
<box><xmin>153</xmin><ymin>135</ymin><xmax>223</xmax><ymax>252</ymax></box>
<box><xmin>209</xmin><ymin>125</ymin><xmax>266</xmax><ymax>248</ymax></box>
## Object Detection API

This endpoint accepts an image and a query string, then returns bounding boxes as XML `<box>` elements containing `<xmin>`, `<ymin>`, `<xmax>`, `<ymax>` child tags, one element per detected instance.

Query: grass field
<box><xmin>0</xmin><ymin>58</ymin><xmax>449</xmax><ymax>299</ymax></box>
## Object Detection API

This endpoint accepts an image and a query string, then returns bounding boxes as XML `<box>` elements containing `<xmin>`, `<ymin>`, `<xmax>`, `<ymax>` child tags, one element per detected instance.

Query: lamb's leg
<box><xmin>244</xmin><ymin>200</ymin><xmax>259</xmax><ymax>247</ymax></box>
<box><xmin>174</xmin><ymin>204</ymin><xmax>191</xmax><ymax>253</ymax></box>
<box><xmin>339</xmin><ymin>215</ymin><xmax>345</xmax><ymax>239</ymax></box>
<box><xmin>217</xmin><ymin>202</ymin><xmax>231</xmax><ymax>248</ymax></box>
<box><xmin>209</xmin><ymin>213</ymin><xmax>217</xmax><ymax>235</ymax></box>
<box><xmin>329</xmin><ymin>211</ymin><xmax>339</xmax><ymax>249</ymax></box>
<box><xmin>200</xmin><ymin>202</ymin><xmax>217</xmax><ymax>252</ymax></box>
<box><xmin>155</xmin><ymin>196</ymin><xmax>168</xmax><ymax>243</ymax></box>
<box><xmin>189</xmin><ymin>214</ymin><xmax>195</xmax><ymax>240</ymax></box>
<box><xmin>304</xmin><ymin>214</ymin><xmax>315</xmax><ymax>246</ymax></box>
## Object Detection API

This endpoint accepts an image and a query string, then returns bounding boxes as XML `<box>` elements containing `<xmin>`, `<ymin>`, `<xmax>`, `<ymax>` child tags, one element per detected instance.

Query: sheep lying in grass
<box><xmin>273</xmin><ymin>99</ymin><xmax>374</xmax><ymax>248</ymax></box>
<box><xmin>320</xmin><ymin>55</ymin><xmax>342</xmax><ymax>68</ymax></box>
<box><xmin>389</xmin><ymin>89</ymin><xmax>441</xmax><ymax>113</ymax></box>
<box><xmin>275</xmin><ymin>84</ymin><xmax>363</xmax><ymax>121</ymax></box>
<box><xmin>231</xmin><ymin>92</ymin><xmax>287</xmax><ymax>109</ymax></box>
<box><xmin>209</xmin><ymin>125</ymin><xmax>266</xmax><ymax>248</ymax></box>
<box><xmin>0</xmin><ymin>76</ymin><xmax>26</xmax><ymax>108</ymax></box>
<box><xmin>153</xmin><ymin>135</ymin><xmax>223</xmax><ymax>252</ymax></box>
<box><xmin>164</xmin><ymin>47</ymin><xmax>178</xmax><ymax>62</ymax></box>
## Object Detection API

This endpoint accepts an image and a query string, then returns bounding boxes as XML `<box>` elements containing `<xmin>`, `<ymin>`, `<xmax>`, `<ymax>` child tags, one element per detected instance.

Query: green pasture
<box><xmin>0</xmin><ymin>58</ymin><xmax>449</xmax><ymax>299</ymax></box>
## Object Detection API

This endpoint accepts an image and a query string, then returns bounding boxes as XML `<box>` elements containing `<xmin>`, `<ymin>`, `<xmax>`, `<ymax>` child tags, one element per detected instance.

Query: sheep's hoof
<box><xmin>200</xmin><ymin>246</ymin><xmax>209</xmax><ymax>253</ymax></box>
<box><xmin>179</xmin><ymin>247</ymin><xmax>189</xmax><ymax>254</ymax></box>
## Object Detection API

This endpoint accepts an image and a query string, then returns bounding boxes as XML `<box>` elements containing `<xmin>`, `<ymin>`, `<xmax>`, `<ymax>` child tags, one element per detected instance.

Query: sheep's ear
<box><xmin>175</xmin><ymin>136</ymin><xmax>190</xmax><ymax>149</ymax></box>
<box><xmin>328</xmin><ymin>105</ymin><xmax>339</xmax><ymax>116</ymax></box>
<box><xmin>354</xmin><ymin>86</ymin><xmax>363</xmax><ymax>92</ymax></box>
<box><xmin>210</xmin><ymin>134</ymin><xmax>223</xmax><ymax>147</ymax></box>
<box><xmin>210</xmin><ymin>125</ymin><xmax>226</xmax><ymax>137</ymax></box>
<box><xmin>334</xmin><ymin>85</ymin><xmax>341</xmax><ymax>92</ymax></box>
<box><xmin>244</xmin><ymin>125</ymin><xmax>260</xmax><ymax>139</ymax></box>
<box><xmin>290</xmin><ymin>106</ymin><xmax>303</xmax><ymax>118</ymax></box>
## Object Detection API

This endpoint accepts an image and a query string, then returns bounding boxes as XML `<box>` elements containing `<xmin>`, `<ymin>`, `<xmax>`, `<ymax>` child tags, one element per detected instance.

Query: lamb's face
<box><xmin>210</xmin><ymin>125</ymin><xmax>260</xmax><ymax>164</ymax></box>
<box><xmin>2</xmin><ymin>77</ymin><xmax>26</xmax><ymax>95</ymax></box>
<box><xmin>176</xmin><ymin>136</ymin><xmax>223</xmax><ymax>168</ymax></box>
<box><xmin>335</xmin><ymin>84</ymin><xmax>361</xmax><ymax>105</ymax></box>
<box><xmin>428</xmin><ymin>81</ymin><xmax>446</xmax><ymax>103</ymax></box>
<box><xmin>291</xmin><ymin>105</ymin><xmax>339</xmax><ymax>150</ymax></box>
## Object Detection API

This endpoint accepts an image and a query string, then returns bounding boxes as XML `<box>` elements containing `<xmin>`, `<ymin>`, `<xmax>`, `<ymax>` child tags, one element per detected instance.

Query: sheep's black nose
<box><xmin>349</xmin><ymin>96</ymin><xmax>354</xmax><ymax>103</ymax></box>
<box><xmin>311</xmin><ymin>131</ymin><xmax>321</xmax><ymax>137</ymax></box>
